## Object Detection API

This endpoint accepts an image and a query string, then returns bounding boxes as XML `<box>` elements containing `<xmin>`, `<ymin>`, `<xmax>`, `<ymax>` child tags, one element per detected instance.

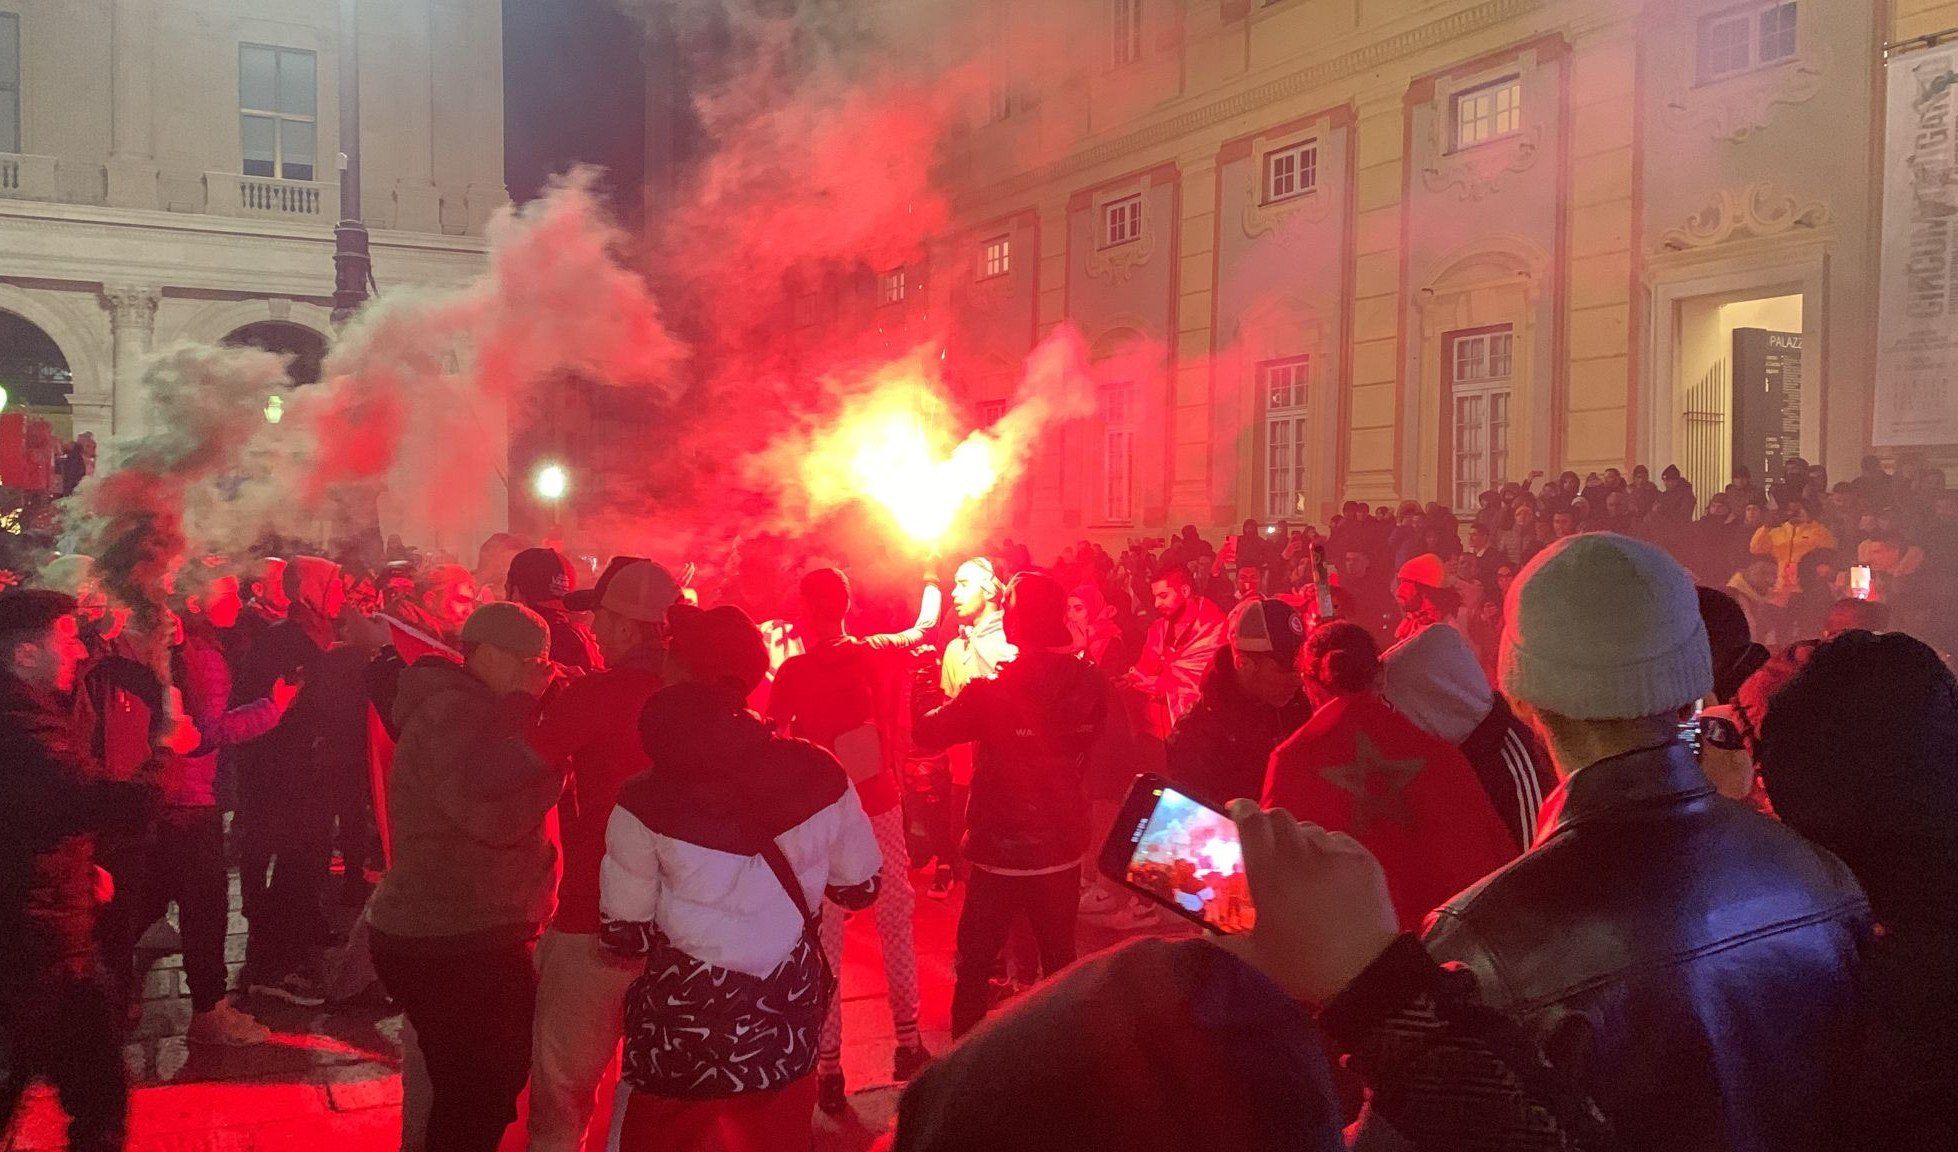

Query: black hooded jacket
<box><xmin>1166</xmin><ymin>654</ymin><xmax>1311</xmax><ymax>809</ymax></box>
<box><xmin>913</xmin><ymin>650</ymin><xmax>1107</xmax><ymax>872</ymax></box>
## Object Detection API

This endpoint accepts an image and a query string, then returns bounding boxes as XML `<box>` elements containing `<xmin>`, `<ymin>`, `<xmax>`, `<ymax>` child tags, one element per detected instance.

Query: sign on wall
<box><xmin>1876</xmin><ymin>43</ymin><xmax>1958</xmax><ymax>445</ymax></box>
<box><xmin>1732</xmin><ymin>328</ymin><xmax>1802</xmax><ymax>482</ymax></box>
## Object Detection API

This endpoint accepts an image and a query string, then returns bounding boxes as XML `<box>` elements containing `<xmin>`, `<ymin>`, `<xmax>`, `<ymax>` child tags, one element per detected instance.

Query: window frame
<box><xmin>0</xmin><ymin>13</ymin><xmax>20</xmax><ymax>156</ymax></box>
<box><xmin>979</xmin><ymin>235</ymin><xmax>1012</xmax><ymax>280</ymax></box>
<box><xmin>1447</xmin><ymin>327</ymin><xmax>1516</xmax><ymax>515</ymax></box>
<box><xmin>1260</xmin><ymin>356</ymin><xmax>1311</xmax><ymax>520</ymax></box>
<box><xmin>1262</xmin><ymin>139</ymin><xmax>1319</xmax><ymax>205</ymax></box>
<box><xmin>239</xmin><ymin>44</ymin><xmax>319</xmax><ymax>182</ymax></box>
<box><xmin>1110</xmin><ymin>0</ymin><xmax>1144</xmax><ymax>70</ymax></box>
<box><xmin>1696</xmin><ymin>1</ymin><xmax>1799</xmax><ymax>85</ymax></box>
<box><xmin>878</xmin><ymin>267</ymin><xmax>906</xmax><ymax>306</ymax></box>
<box><xmin>1449</xmin><ymin>75</ymin><xmax>1523</xmax><ymax>153</ymax></box>
<box><xmin>1102</xmin><ymin>194</ymin><xmax>1143</xmax><ymax>249</ymax></box>
<box><xmin>1100</xmin><ymin>382</ymin><xmax>1136</xmax><ymax>524</ymax></box>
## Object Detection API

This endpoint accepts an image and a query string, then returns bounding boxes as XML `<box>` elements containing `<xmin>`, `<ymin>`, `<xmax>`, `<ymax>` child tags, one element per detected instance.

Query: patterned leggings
<box><xmin>818</xmin><ymin>804</ymin><xmax>920</xmax><ymax>1072</ymax></box>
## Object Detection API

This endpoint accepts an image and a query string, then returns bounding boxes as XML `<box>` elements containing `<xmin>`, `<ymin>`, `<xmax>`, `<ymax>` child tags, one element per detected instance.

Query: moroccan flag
<box><xmin>366</xmin><ymin>614</ymin><xmax>461</xmax><ymax>866</ymax></box>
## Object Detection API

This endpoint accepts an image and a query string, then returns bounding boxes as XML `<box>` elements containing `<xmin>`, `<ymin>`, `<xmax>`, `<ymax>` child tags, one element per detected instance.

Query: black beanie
<box><xmin>1760</xmin><ymin>630</ymin><xmax>1958</xmax><ymax>923</ymax></box>
<box><xmin>0</xmin><ymin>589</ymin><xmax>79</xmax><ymax>637</ymax></box>
<box><xmin>1002</xmin><ymin>571</ymin><xmax>1071</xmax><ymax>650</ymax></box>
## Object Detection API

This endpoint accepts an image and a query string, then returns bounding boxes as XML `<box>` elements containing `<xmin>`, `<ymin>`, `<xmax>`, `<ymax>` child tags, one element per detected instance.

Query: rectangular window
<box><xmin>1449</xmin><ymin>328</ymin><xmax>1515</xmax><ymax>514</ymax></box>
<box><xmin>1452</xmin><ymin>76</ymin><xmax>1522</xmax><ymax>151</ymax></box>
<box><xmin>1111</xmin><ymin>0</ymin><xmax>1143</xmax><ymax>69</ymax></box>
<box><xmin>0</xmin><ymin>13</ymin><xmax>19</xmax><ymax>155</ymax></box>
<box><xmin>980</xmin><ymin>235</ymin><xmax>1011</xmax><ymax>279</ymax></box>
<box><xmin>1698</xmin><ymin>2</ymin><xmax>1798</xmax><ymax>84</ymax></box>
<box><xmin>1104</xmin><ymin>194</ymin><xmax>1142</xmax><ymax>247</ymax></box>
<box><xmin>1263</xmin><ymin>140</ymin><xmax>1318</xmax><ymax>204</ymax></box>
<box><xmin>1102</xmin><ymin>383</ymin><xmax>1135</xmax><ymax>523</ymax></box>
<box><xmin>1261</xmin><ymin>357</ymin><xmax>1310</xmax><ymax>520</ymax></box>
<box><xmin>240</xmin><ymin>45</ymin><xmax>317</xmax><ymax>181</ymax></box>
<box><xmin>879</xmin><ymin>268</ymin><xmax>905</xmax><ymax>305</ymax></box>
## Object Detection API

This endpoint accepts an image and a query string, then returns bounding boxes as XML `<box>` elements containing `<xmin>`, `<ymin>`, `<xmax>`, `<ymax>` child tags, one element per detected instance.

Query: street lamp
<box><xmin>534</xmin><ymin>463</ymin><xmax>569</xmax><ymax>533</ymax></box>
<box><xmin>263</xmin><ymin>395</ymin><xmax>285</xmax><ymax>424</ymax></box>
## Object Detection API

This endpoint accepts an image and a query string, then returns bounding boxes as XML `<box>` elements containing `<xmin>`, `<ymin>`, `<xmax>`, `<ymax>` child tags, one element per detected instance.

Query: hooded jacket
<box><xmin>1165</xmin><ymin>654</ymin><xmax>1311</xmax><ymax>809</ymax></box>
<box><xmin>1263</xmin><ymin>693</ymin><xmax>1520</xmax><ymax>927</ymax></box>
<box><xmin>367</xmin><ymin>659</ymin><xmax>563</xmax><ymax>954</ymax></box>
<box><xmin>162</xmin><ymin>624</ymin><xmax>282</xmax><ymax>808</ymax></box>
<box><xmin>1380</xmin><ymin>624</ymin><xmax>1555</xmax><ymax>850</ymax></box>
<box><xmin>233</xmin><ymin>557</ymin><xmax>368</xmax><ymax>805</ymax></box>
<box><xmin>913</xmin><ymin>649</ymin><xmax>1108</xmax><ymax>872</ymax></box>
<box><xmin>0</xmin><ymin>670</ymin><xmax>156</xmax><ymax>986</ymax></box>
<box><xmin>529</xmin><ymin>642</ymin><xmax>663</xmax><ymax>935</ymax></box>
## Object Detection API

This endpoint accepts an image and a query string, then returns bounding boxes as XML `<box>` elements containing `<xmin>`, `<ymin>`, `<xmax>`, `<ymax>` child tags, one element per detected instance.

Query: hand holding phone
<box><xmin>1102</xmin><ymin>776</ymin><xmax>1256</xmax><ymax>934</ymax></box>
<box><xmin>1216</xmin><ymin>800</ymin><xmax>1400</xmax><ymax>1006</ymax></box>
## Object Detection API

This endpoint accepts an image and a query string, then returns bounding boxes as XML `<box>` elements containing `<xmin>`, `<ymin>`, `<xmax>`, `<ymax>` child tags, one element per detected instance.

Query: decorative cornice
<box><xmin>1655</xmin><ymin>182</ymin><xmax>1833</xmax><ymax>252</ymax></box>
<box><xmin>955</xmin><ymin>0</ymin><xmax>1545</xmax><ymax>207</ymax></box>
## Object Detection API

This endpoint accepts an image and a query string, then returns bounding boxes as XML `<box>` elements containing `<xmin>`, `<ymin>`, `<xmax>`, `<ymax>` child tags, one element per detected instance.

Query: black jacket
<box><xmin>233</xmin><ymin>619</ymin><xmax>370</xmax><ymax>808</ymax></box>
<box><xmin>1456</xmin><ymin>693</ymin><xmax>1557</xmax><ymax>851</ymax></box>
<box><xmin>0</xmin><ymin>671</ymin><xmax>156</xmax><ymax>987</ymax></box>
<box><xmin>913</xmin><ymin>650</ymin><xmax>1107</xmax><ymax>872</ymax></box>
<box><xmin>1420</xmin><ymin>743</ymin><xmax>1870</xmax><ymax>1152</ymax></box>
<box><xmin>1165</xmin><ymin>655</ymin><xmax>1310</xmax><ymax>809</ymax></box>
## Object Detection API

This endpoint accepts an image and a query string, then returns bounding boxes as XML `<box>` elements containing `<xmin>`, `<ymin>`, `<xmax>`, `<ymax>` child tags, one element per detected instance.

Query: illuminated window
<box><xmin>1102</xmin><ymin>383</ymin><xmax>1135</xmax><ymax>523</ymax></box>
<box><xmin>879</xmin><ymin>268</ymin><xmax>905</xmax><ymax>305</ymax></box>
<box><xmin>1262</xmin><ymin>357</ymin><xmax>1310</xmax><ymax>520</ymax></box>
<box><xmin>0</xmin><ymin>14</ymin><xmax>19</xmax><ymax>155</ymax></box>
<box><xmin>1451</xmin><ymin>76</ymin><xmax>1521</xmax><ymax>151</ymax></box>
<box><xmin>1103</xmin><ymin>195</ymin><xmax>1142</xmax><ymax>247</ymax></box>
<box><xmin>1449</xmin><ymin>328</ymin><xmax>1515</xmax><ymax>514</ymax></box>
<box><xmin>1264</xmin><ymin>141</ymin><xmax>1318</xmax><ymax>204</ymax></box>
<box><xmin>240</xmin><ymin>45</ymin><xmax>317</xmax><ymax>181</ymax></box>
<box><xmin>980</xmin><ymin>235</ymin><xmax>1011</xmax><ymax>279</ymax></box>
<box><xmin>1111</xmin><ymin>0</ymin><xmax>1143</xmax><ymax>68</ymax></box>
<box><xmin>1699</xmin><ymin>2</ymin><xmax>1798</xmax><ymax>83</ymax></box>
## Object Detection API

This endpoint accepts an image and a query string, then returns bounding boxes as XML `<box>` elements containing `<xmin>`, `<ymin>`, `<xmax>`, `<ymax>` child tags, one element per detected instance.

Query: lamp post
<box><xmin>331</xmin><ymin>0</ymin><xmax>370</xmax><ymax>327</ymax></box>
<box><xmin>534</xmin><ymin>463</ymin><xmax>568</xmax><ymax>534</ymax></box>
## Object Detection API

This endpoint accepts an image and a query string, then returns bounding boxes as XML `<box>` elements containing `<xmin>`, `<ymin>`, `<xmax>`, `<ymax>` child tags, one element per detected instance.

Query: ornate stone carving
<box><xmin>1658</xmin><ymin>5</ymin><xmax>1829</xmax><ymax>142</ymax></box>
<box><xmin>1085</xmin><ymin>178</ymin><xmax>1157</xmax><ymax>287</ymax></box>
<box><xmin>1656</xmin><ymin>182</ymin><xmax>1833</xmax><ymax>251</ymax></box>
<box><xmin>102</xmin><ymin>285</ymin><xmax>160</xmax><ymax>333</ymax></box>
<box><xmin>1242</xmin><ymin>136</ymin><xmax>1335</xmax><ymax>243</ymax></box>
<box><xmin>1422</xmin><ymin>124</ymin><xmax>1542</xmax><ymax>201</ymax></box>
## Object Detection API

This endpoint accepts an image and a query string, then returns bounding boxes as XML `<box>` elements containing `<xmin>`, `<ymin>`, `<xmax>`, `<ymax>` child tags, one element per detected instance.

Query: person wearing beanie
<box><xmin>913</xmin><ymin>572</ymin><xmax>1109</xmax><ymax>1037</ymax></box>
<box><xmin>1392</xmin><ymin>553</ymin><xmax>1462</xmax><ymax>642</ymax></box>
<box><xmin>1397</xmin><ymin>533</ymin><xmax>1871</xmax><ymax>1152</ymax></box>
<box><xmin>0</xmin><ymin>589</ymin><xmax>160</xmax><ymax>1152</ymax></box>
<box><xmin>1166</xmin><ymin>597</ymin><xmax>1312</xmax><ymax>810</ymax></box>
<box><xmin>766</xmin><ymin>565</ymin><xmax>942</xmax><ymax>1113</ymax></box>
<box><xmin>1263</xmin><ymin>621</ymin><xmax>1518</xmax><ymax>928</ymax></box>
<box><xmin>367</xmin><ymin>600</ymin><xmax>564</xmax><ymax>1152</ymax></box>
<box><xmin>601</xmin><ymin>604</ymin><xmax>880</xmax><ymax>1152</ymax></box>
<box><xmin>1379</xmin><ymin>623</ymin><xmax>1554</xmax><ymax>850</ymax></box>
<box><xmin>506</xmin><ymin>547</ymin><xmax>601</xmax><ymax>674</ymax></box>
<box><xmin>524</xmin><ymin>560</ymin><xmax>680</xmax><ymax>1152</ymax></box>
<box><xmin>1759</xmin><ymin>630</ymin><xmax>1958</xmax><ymax>1149</ymax></box>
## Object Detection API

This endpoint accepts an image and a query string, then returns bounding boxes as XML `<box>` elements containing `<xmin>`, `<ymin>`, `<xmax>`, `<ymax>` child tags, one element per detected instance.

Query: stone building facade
<box><xmin>900</xmin><ymin>0</ymin><xmax>1957</xmax><ymax>546</ymax></box>
<box><xmin>0</xmin><ymin>0</ymin><xmax>505</xmax><ymax>441</ymax></box>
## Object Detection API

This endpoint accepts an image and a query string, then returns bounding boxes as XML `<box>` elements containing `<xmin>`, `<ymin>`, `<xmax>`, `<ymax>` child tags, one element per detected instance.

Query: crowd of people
<box><xmin>0</xmin><ymin>449</ymin><xmax>1952</xmax><ymax>1152</ymax></box>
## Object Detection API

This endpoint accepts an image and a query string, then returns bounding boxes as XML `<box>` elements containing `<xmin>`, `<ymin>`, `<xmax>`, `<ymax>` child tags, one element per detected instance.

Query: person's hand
<box><xmin>1215</xmin><ymin>800</ymin><xmax>1400</xmax><ymax>1006</ymax></box>
<box><xmin>270</xmin><ymin>676</ymin><xmax>300</xmax><ymax>713</ymax></box>
<box><xmin>517</xmin><ymin>657</ymin><xmax>558</xmax><ymax>698</ymax></box>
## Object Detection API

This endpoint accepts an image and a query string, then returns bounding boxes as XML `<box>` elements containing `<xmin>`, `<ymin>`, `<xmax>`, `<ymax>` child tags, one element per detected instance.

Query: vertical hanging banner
<box><xmin>1877</xmin><ymin>43</ymin><xmax>1958</xmax><ymax>445</ymax></box>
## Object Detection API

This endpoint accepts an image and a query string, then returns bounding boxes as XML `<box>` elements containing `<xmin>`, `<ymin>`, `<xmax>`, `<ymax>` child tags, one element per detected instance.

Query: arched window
<box><xmin>0</xmin><ymin>310</ymin><xmax>74</xmax><ymax>413</ymax></box>
<box><xmin>221</xmin><ymin>321</ymin><xmax>328</xmax><ymax>385</ymax></box>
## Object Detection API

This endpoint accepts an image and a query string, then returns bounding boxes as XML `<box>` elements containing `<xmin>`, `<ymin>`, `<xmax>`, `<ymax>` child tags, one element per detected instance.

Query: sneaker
<box><xmin>1077</xmin><ymin>885</ymin><xmax>1122</xmax><ymax>919</ymax></box>
<box><xmin>892</xmin><ymin>1044</ymin><xmax>932</xmax><ymax>1082</ymax></box>
<box><xmin>250</xmin><ymin>972</ymin><xmax>326</xmax><ymax>1008</ymax></box>
<box><xmin>136</xmin><ymin>917</ymin><xmax>183</xmax><ymax>953</ymax></box>
<box><xmin>816</xmin><ymin>1071</ymin><xmax>847</xmax><ymax>1116</ymax></box>
<box><xmin>927</xmin><ymin>864</ymin><xmax>955</xmax><ymax>900</ymax></box>
<box><xmin>188</xmin><ymin>1001</ymin><xmax>272</xmax><ymax>1047</ymax></box>
<box><xmin>1109</xmin><ymin>897</ymin><xmax>1163</xmax><ymax>933</ymax></box>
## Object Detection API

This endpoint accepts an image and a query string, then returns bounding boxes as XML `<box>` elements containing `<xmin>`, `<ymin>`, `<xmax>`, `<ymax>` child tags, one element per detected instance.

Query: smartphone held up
<box><xmin>1101</xmin><ymin>774</ymin><xmax>1255</xmax><ymax>934</ymax></box>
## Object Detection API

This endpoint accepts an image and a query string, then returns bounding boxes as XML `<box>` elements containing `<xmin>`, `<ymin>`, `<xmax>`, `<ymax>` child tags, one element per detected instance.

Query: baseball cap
<box><xmin>599</xmin><ymin>561</ymin><xmax>680</xmax><ymax>624</ymax></box>
<box><xmin>459</xmin><ymin>601</ymin><xmax>550</xmax><ymax>660</ymax></box>
<box><xmin>507</xmin><ymin>548</ymin><xmax>575</xmax><ymax>604</ymax></box>
<box><xmin>564</xmin><ymin>555</ymin><xmax>648</xmax><ymax>612</ymax></box>
<box><xmin>1228</xmin><ymin>596</ymin><xmax>1305</xmax><ymax>670</ymax></box>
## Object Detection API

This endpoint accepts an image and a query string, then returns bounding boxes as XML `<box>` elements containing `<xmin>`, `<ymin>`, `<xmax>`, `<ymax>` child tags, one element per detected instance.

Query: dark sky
<box><xmin>503</xmin><ymin>0</ymin><xmax>648</xmax><ymax>227</ymax></box>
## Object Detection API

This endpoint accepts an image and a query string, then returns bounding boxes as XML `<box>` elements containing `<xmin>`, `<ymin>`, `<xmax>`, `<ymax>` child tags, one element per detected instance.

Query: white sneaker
<box><xmin>1109</xmin><ymin>897</ymin><xmax>1164</xmax><ymax>932</ymax></box>
<box><xmin>187</xmin><ymin>1001</ymin><xmax>272</xmax><ymax>1047</ymax></box>
<box><xmin>1078</xmin><ymin>885</ymin><xmax>1121</xmax><ymax>917</ymax></box>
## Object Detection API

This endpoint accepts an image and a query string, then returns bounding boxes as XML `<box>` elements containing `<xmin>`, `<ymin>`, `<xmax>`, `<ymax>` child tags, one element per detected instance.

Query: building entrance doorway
<box><xmin>1671</xmin><ymin>292</ymin><xmax>1803</xmax><ymax>505</ymax></box>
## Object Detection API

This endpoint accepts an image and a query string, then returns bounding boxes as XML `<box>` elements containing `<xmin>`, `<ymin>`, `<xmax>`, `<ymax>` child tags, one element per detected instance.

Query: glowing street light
<box><xmin>534</xmin><ymin>463</ymin><xmax>569</xmax><ymax>501</ymax></box>
<box><xmin>0</xmin><ymin>385</ymin><xmax>10</xmax><ymax>413</ymax></box>
<box><xmin>263</xmin><ymin>394</ymin><xmax>285</xmax><ymax>424</ymax></box>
